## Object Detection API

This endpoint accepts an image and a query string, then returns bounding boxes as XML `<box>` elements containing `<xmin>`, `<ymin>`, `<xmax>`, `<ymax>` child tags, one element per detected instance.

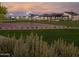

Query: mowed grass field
<box><xmin>0</xmin><ymin>29</ymin><xmax>79</xmax><ymax>46</ymax></box>
<box><xmin>1</xmin><ymin>19</ymin><xmax>79</xmax><ymax>27</ymax></box>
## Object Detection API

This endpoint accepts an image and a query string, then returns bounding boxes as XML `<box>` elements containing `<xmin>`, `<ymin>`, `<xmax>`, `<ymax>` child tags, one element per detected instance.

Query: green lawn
<box><xmin>0</xmin><ymin>29</ymin><xmax>79</xmax><ymax>46</ymax></box>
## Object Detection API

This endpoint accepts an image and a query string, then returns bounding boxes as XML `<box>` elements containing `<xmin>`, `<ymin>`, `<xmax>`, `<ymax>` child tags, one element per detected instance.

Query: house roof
<box><xmin>41</xmin><ymin>13</ymin><xmax>63</xmax><ymax>17</ymax></box>
<box><xmin>6</xmin><ymin>11</ymin><xmax>31</xmax><ymax>17</ymax></box>
<box><xmin>64</xmin><ymin>11</ymin><xmax>78</xmax><ymax>16</ymax></box>
<box><xmin>30</xmin><ymin>13</ymin><xmax>42</xmax><ymax>17</ymax></box>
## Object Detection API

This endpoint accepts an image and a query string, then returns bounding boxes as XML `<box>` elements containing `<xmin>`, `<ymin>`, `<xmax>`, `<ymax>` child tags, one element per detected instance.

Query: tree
<box><xmin>0</xmin><ymin>3</ymin><xmax>7</xmax><ymax>18</ymax></box>
<box><xmin>0</xmin><ymin>3</ymin><xmax>7</xmax><ymax>14</ymax></box>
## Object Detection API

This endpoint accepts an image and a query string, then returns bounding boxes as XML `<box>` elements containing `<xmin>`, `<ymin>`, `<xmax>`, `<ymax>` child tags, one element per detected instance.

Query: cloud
<box><xmin>2</xmin><ymin>2</ymin><xmax>62</xmax><ymax>13</ymax></box>
<box><xmin>2</xmin><ymin>2</ymin><xmax>79</xmax><ymax>13</ymax></box>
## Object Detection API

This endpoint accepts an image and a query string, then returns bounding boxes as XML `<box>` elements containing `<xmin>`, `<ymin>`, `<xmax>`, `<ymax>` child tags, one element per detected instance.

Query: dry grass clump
<box><xmin>49</xmin><ymin>39</ymin><xmax>79</xmax><ymax>57</ymax></box>
<box><xmin>0</xmin><ymin>33</ymin><xmax>79</xmax><ymax>57</ymax></box>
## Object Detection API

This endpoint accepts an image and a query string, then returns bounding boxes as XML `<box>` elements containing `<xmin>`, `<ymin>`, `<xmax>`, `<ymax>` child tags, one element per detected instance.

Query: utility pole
<box><xmin>0</xmin><ymin>3</ymin><xmax>1</xmax><ymax>6</ymax></box>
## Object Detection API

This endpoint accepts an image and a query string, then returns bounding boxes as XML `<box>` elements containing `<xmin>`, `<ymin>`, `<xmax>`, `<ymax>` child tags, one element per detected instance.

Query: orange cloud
<box><xmin>2</xmin><ymin>2</ymin><xmax>61</xmax><ymax>13</ymax></box>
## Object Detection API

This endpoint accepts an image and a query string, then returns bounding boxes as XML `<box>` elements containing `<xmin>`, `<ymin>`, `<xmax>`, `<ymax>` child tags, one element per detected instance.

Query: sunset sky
<box><xmin>1</xmin><ymin>2</ymin><xmax>79</xmax><ymax>13</ymax></box>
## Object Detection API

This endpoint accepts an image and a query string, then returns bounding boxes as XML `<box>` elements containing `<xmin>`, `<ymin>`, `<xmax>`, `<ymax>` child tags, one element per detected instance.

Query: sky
<box><xmin>1</xmin><ymin>2</ymin><xmax>79</xmax><ymax>13</ymax></box>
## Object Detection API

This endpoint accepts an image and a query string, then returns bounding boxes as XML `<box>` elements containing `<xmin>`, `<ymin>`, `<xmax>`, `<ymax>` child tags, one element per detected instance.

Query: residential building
<box><xmin>63</xmin><ymin>11</ymin><xmax>79</xmax><ymax>20</ymax></box>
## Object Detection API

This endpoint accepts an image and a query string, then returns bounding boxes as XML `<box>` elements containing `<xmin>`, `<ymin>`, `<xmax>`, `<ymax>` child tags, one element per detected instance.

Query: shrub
<box><xmin>0</xmin><ymin>33</ymin><xmax>79</xmax><ymax>57</ymax></box>
<box><xmin>49</xmin><ymin>39</ymin><xmax>79</xmax><ymax>57</ymax></box>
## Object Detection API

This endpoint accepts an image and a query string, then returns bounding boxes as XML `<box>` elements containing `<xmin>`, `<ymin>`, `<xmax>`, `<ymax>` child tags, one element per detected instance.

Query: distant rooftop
<box><xmin>5</xmin><ymin>11</ymin><xmax>79</xmax><ymax>18</ymax></box>
<box><xmin>64</xmin><ymin>11</ymin><xmax>78</xmax><ymax>16</ymax></box>
<box><xmin>6</xmin><ymin>11</ymin><xmax>32</xmax><ymax>17</ymax></box>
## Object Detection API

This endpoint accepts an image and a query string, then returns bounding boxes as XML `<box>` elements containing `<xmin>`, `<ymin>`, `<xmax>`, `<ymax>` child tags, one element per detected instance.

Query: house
<box><xmin>6</xmin><ymin>11</ymin><xmax>79</xmax><ymax>21</ymax></box>
<box><xmin>63</xmin><ymin>11</ymin><xmax>79</xmax><ymax>20</ymax></box>
<box><xmin>39</xmin><ymin>13</ymin><xmax>64</xmax><ymax>21</ymax></box>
